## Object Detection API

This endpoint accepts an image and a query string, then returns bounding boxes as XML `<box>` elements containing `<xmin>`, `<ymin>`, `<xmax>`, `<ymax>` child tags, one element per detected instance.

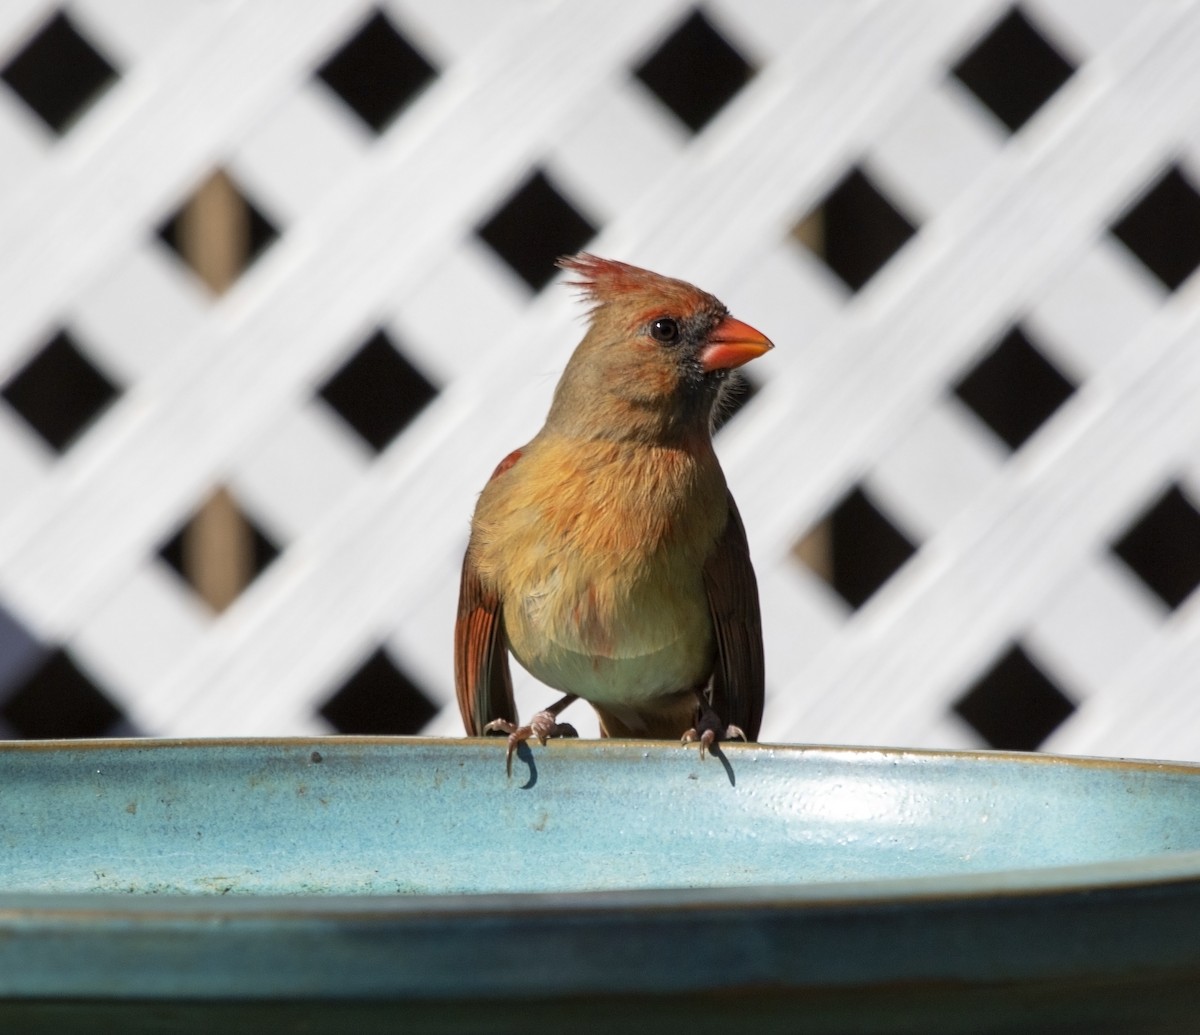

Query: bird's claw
<box><xmin>681</xmin><ymin>723</ymin><xmax>745</xmax><ymax>760</ymax></box>
<box><xmin>484</xmin><ymin>711</ymin><xmax>578</xmax><ymax>777</ymax></box>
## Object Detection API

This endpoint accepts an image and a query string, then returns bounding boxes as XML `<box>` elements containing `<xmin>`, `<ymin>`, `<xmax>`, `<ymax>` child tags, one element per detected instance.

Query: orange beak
<box><xmin>699</xmin><ymin>316</ymin><xmax>774</xmax><ymax>372</ymax></box>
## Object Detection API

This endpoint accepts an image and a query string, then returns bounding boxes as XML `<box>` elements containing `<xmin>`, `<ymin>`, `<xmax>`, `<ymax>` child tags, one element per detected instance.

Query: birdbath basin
<box><xmin>0</xmin><ymin>737</ymin><xmax>1198</xmax><ymax>1033</ymax></box>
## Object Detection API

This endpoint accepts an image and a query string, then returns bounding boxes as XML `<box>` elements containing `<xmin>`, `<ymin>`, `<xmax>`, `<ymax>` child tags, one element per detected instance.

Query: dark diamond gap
<box><xmin>953</xmin><ymin>325</ymin><xmax>1076</xmax><ymax>452</ymax></box>
<box><xmin>1</xmin><ymin>329</ymin><xmax>120</xmax><ymax>453</ymax></box>
<box><xmin>796</xmin><ymin>166</ymin><xmax>917</xmax><ymax>292</ymax></box>
<box><xmin>156</xmin><ymin>181</ymin><xmax>280</xmax><ymax>277</ymax></box>
<box><xmin>633</xmin><ymin>9</ymin><xmax>755</xmax><ymax>134</ymax></box>
<box><xmin>0</xmin><ymin>11</ymin><xmax>118</xmax><ymax>133</ymax></box>
<box><xmin>1111</xmin><ymin>484</ymin><xmax>1200</xmax><ymax>611</ymax></box>
<box><xmin>797</xmin><ymin>486</ymin><xmax>917</xmax><ymax>610</ymax></box>
<box><xmin>1110</xmin><ymin>165</ymin><xmax>1200</xmax><ymax>292</ymax></box>
<box><xmin>158</xmin><ymin>496</ymin><xmax>282</xmax><ymax>596</ymax></box>
<box><xmin>0</xmin><ymin>604</ymin><xmax>47</xmax><ymax>697</ymax></box>
<box><xmin>317</xmin><ymin>329</ymin><xmax>438</xmax><ymax>453</ymax></box>
<box><xmin>476</xmin><ymin>169</ymin><xmax>597</xmax><ymax>291</ymax></box>
<box><xmin>953</xmin><ymin>643</ymin><xmax>1075</xmax><ymax>751</ymax></box>
<box><xmin>1</xmin><ymin>649</ymin><xmax>124</xmax><ymax>739</ymax></box>
<box><xmin>315</xmin><ymin>9</ymin><xmax>436</xmax><ymax>133</ymax></box>
<box><xmin>951</xmin><ymin>6</ymin><xmax>1075</xmax><ymax>134</ymax></box>
<box><xmin>319</xmin><ymin>648</ymin><xmax>438</xmax><ymax>735</ymax></box>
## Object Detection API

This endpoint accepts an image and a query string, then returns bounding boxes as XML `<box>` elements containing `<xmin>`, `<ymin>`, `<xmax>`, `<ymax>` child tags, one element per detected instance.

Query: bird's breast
<box><xmin>473</xmin><ymin>437</ymin><xmax>727</xmax><ymax>704</ymax></box>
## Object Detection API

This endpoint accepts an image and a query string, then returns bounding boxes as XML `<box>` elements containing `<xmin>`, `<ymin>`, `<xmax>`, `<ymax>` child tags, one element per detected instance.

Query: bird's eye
<box><xmin>649</xmin><ymin>317</ymin><xmax>680</xmax><ymax>344</ymax></box>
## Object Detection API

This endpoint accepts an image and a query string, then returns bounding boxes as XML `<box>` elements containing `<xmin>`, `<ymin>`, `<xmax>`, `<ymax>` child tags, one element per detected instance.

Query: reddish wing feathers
<box><xmin>489</xmin><ymin>448</ymin><xmax>522</xmax><ymax>480</ymax></box>
<box><xmin>454</xmin><ymin>451</ymin><xmax>522</xmax><ymax>736</ymax></box>
<box><xmin>454</xmin><ymin>550</ymin><xmax>515</xmax><ymax>736</ymax></box>
<box><xmin>702</xmin><ymin>494</ymin><xmax>765</xmax><ymax>740</ymax></box>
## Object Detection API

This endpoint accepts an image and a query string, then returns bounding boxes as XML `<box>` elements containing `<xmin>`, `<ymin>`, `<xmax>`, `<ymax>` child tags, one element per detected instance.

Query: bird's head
<box><xmin>546</xmin><ymin>253</ymin><xmax>773</xmax><ymax>442</ymax></box>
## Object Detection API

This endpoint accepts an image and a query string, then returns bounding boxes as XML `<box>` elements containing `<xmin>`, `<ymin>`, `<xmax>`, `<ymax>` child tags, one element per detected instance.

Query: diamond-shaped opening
<box><xmin>950</xmin><ymin>6</ymin><xmax>1075</xmax><ymax>134</ymax></box>
<box><xmin>953</xmin><ymin>325</ymin><xmax>1075</xmax><ymax>452</ymax></box>
<box><xmin>1110</xmin><ymin>165</ymin><xmax>1200</xmax><ymax>292</ymax></box>
<box><xmin>0</xmin><ymin>11</ymin><xmax>118</xmax><ymax>134</ymax></box>
<box><xmin>317</xmin><ymin>329</ymin><xmax>438</xmax><ymax>453</ymax></box>
<box><xmin>794</xmin><ymin>485</ymin><xmax>917</xmax><ymax>609</ymax></box>
<box><xmin>315</xmin><ymin>9</ymin><xmax>436</xmax><ymax>133</ymax></box>
<box><xmin>1</xmin><ymin>649</ymin><xmax>126</xmax><ymax>739</ymax></box>
<box><xmin>1111</xmin><ymin>483</ymin><xmax>1200</xmax><ymax>611</ymax></box>
<box><xmin>1</xmin><ymin>328</ymin><xmax>120</xmax><ymax>453</ymax></box>
<box><xmin>318</xmin><ymin>648</ymin><xmax>438</xmax><ymax>735</ymax></box>
<box><xmin>157</xmin><ymin>170</ymin><xmax>280</xmax><ymax>294</ymax></box>
<box><xmin>793</xmin><ymin>166</ymin><xmax>917</xmax><ymax>292</ymax></box>
<box><xmin>159</xmin><ymin>487</ymin><xmax>282</xmax><ymax>613</ymax></box>
<box><xmin>476</xmin><ymin>169</ymin><xmax>598</xmax><ymax>291</ymax></box>
<box><xmin>0</xmin><ymin>604</ymin><xmax>47</xmax><ymax>697</ymax></box>
<box><xmin>711</xmin><ymin>375</ymin><xmax>760</xmax><ymax>434</ymax></box>
<box><xmin>953</xmin><ymin>643</ymin><xmax>1075</xmax><ymax>751</ymax></box>
<box><xmin>633</xmin><ymin>8</ymin><xmax>755</xmax><ymax>134</ymax></box>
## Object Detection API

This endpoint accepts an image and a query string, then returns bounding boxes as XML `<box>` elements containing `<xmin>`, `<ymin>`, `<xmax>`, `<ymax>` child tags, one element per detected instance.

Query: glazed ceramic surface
<box><xmin>0</xmin><ymin>737</ymin><xmax>1198</xmax><ymax>1034</ymax></box>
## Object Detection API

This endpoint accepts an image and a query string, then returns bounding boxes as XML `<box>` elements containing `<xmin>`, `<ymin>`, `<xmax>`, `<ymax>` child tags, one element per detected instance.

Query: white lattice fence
<box><xmin>1</xmin><ymin>0</ymin><xmax>1198</xmax><ymax>761</ymax></box>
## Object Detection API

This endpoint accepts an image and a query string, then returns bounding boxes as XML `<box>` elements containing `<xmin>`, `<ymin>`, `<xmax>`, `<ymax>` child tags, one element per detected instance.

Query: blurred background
<box><xmin>0</xmin><ymin>0</ymin><xmax>1197</xmax><ymax>761</ymax></box>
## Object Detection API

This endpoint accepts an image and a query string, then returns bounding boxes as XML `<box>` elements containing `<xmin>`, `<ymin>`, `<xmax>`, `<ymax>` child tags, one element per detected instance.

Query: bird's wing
<box><xmin>454</xmin><ymin>449</ymin><xmax>523</xmax><ymax>736</ymax></box>
<box><xmin>454</xmin><ymin>547</ymin><xmax>516</xmax><ymax>736</ymax></box>
<box><xmin>702</xmin><ymin>493</ymin><xmax>765</xmax><ymax>740</ymax></box>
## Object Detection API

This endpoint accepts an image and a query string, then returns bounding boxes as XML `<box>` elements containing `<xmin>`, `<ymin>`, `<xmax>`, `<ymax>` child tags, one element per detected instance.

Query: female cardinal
<box><xmin>455</xmin><ymin>254</ymin><xmax>771</xmax><ymax>773</ymax></box>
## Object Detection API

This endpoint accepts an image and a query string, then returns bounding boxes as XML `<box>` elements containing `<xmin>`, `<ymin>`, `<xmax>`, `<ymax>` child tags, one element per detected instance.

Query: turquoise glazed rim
<box><xmin>2</xmin><ymin>736</ymin><xmax>1197</xmax><ymax>896</ymax></box>
<box><xmin>0</xmin><ymin>737</ymin><xmax>1198</xmax><ymax>1032</ymax></box>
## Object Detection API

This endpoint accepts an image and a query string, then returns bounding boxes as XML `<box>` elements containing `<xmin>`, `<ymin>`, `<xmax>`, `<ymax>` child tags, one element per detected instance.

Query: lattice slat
<box><xmin>0</xmin><ymin>0</ymin><xmax>1196</xmax><ymax>760</ymax></box>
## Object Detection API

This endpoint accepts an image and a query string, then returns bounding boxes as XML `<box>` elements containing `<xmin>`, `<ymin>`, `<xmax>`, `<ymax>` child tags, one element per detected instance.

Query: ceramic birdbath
<box><xmin>0</xmin><ymin>737</ymin><xmax>1198</xmax><ymax>1033</ymax></box>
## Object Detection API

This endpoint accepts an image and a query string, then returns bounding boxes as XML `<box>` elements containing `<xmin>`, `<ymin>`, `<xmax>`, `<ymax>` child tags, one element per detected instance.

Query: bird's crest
<box><xmin>554</xmin><ymin>253</ymin><xmax>720</xmax><ymax>331</ymax></box>
<box><xmin>557</xmin><ymin>253</ymin><xmax>692</xmax><ymax>311</ymax></box>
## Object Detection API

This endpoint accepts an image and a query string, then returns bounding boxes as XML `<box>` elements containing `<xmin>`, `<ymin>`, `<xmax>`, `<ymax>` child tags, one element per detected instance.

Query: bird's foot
<box><xmin>484</xmin><ymin>710</ymin><xmax>579</xmax><ymax>777</ymax></box>
<box><xmin>681</xmin><ymin>695</ymin><xmax>746</xmax><ymax>759</ymax></box>
<box><xmin>681</xmin><ymin>723</ymin><xmax>746</xmax><ymax>759</ymax></box>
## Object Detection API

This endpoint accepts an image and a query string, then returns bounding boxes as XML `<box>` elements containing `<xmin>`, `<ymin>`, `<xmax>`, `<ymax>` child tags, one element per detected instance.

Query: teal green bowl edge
<box><xmin>1</xmin><ymin>738</ymin><xmax>1199</xmax><ymax>1012</ymax></box>
<box><xmin>1</xmin><ymin>735</ymin><xmax>1198</xmax><ymax>910</ymax></box>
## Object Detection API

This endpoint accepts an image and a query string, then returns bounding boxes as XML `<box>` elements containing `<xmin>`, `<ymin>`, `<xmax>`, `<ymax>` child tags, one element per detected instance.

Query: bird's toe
<box><xmin>527</xmin><ymin>710</ymin><xmax>579</xmax><ymax>745</ymax></box>
<box><xmin>681</xmin><ymin>695</ymin><xmax>747</xmax><ymax>759</ymax></box>
<box><xmin>681</xmin><ymin>726</ymin><xmax>718</xmax><ymax>759</ymax></box>
<box><xmin>484</xmin><ymin>710</ymin><xmax>578</xmax><ymax>777</ymax></box>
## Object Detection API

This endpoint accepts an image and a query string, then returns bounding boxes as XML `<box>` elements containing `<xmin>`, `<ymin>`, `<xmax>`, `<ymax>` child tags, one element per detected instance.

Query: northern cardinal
<box><xmin>455</xmin><ymin>254</ymin><xmax>771</xmax><ymax>773</ymax></box>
